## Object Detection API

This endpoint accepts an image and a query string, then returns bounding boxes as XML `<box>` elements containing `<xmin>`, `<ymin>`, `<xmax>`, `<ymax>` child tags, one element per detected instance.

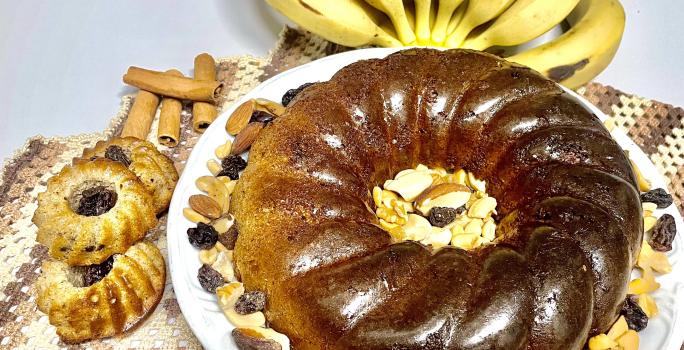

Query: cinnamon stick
<box><xmin>192</xmin><ymin>53</ymin><xmax>219</xmax><ymax>132</ymax></box>
<box><xmin>157</xmin><ymin>69</ymin><xmax>184</xmax><ymax>147</ymax></box>
<box><xmin>123</xmin><ymin>66</ymin><xmax>222</xmax><ymax>103</ymax></box>
<box><xmin>121</xmin><ymin>89</ymin><xmax>160</xmax><ymax>140</ymax></box>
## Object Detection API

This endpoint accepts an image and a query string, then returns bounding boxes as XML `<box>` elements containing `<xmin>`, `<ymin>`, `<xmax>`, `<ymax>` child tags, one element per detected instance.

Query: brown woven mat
<box><xmin>1</xmin><ymin>26</ymin><xmax>682</xmax><ymax>349</ymax></box>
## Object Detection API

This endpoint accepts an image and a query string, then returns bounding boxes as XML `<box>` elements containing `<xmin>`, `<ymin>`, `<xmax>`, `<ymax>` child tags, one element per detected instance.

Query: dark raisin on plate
<box><xmin>197</xmin><ymin>264</ymin><xmax>224</xmax><ymax>293</ymax></box>
<box><xmin>428</xmin><ymin>206</ymin><xmax>462</xmax><ymax>228</ymax></box>
<box><xmin>249</xmin><ymin>110</ymin><xmax>276</xmax><ymax>125</ymax></box>
<box><xmin>76</xmin><ymin>186</ymin><xmax>117</xmax><ymax>216</ymax></box>
<box><xmin>104</xmin><ymin>145</ymin><xmax>131</xmax><ymax>167</ymax></box>
<box><xmin>219</xmin><ymin>224</ymin><xmax>239</xmax><ymax>250</ymax></box>
<box><xmin>281</xmin><ymin>82</ymin><xmax>314</xmax><ymax>107</ymax></box>
<box><xmin>235</xmin><ymin>290</ymin><xmax>267</xmax><ymax>315</ymax></box>
<box><xmin>187</xmin><ymin>222</ymin><xmax>218</xmax><ymax>249</ymax></box>
<box><xmin>640</xmin><ymin>188</ymin><xmax>673</xmax><ymax>209</ymax></box>
<box><xmin>621</xmin><ymin>295</ymin><xmax>648</xmax><ymax>331</ymax></box>
<box><xmin>649</xmin><ymin>214</ymin><xmax>676</xmax><ymax>252</ymax></box>
<box><xmin>82</xmin><ymin>256</ymin><xmax>115</xmax><ymax>286</ymax></box>
<box><xmin>217</xmin><ymin>155</ymin><xmax>248</xmax><ymax>180</ymax></box>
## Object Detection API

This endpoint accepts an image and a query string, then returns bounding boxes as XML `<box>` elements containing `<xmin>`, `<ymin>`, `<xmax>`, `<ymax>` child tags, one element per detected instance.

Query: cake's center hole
<box><xmin>373</xmin><ymin>164</ymin><xmax>499</xmax><ymax>250</ymax></box>
<box><xmin>104</xmin><ymin>145</ymin><xmax>131</xmax><ymax>167</ymax></box>
<box><xmin>69</xmin><ymin>181</ymin><xmax>117</xmax><ymax>216</ymax></box>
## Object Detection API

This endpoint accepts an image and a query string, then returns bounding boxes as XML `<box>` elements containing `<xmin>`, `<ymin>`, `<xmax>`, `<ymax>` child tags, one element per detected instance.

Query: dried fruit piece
<box><xmin>249</xmin><ymin>110</ymin><xmax>276</xmax><ymax>124</ymax></box>
<box><xmin>606</xmin><ymin>315</ymin><xmax>628</xmax><ymax>340</ymax></box>
<box><xmin>630</xmin><ymin>159</ymin><xmax>651</xmax><ymax>192</ymax></box>
<box><xmin>198</xmin><ymin>264</ymin><xmax>224</xmax><ymax>293</ymax></box>
<box><xmin>621</xmin><ymin>295</ymin><xmax>648</xmax><ymax>331</ymax></box>
<box><xmin>187</xmin><ymin>222</ymin><xmax>218</xmax><ymax>249</ymax></box>
<box><xmin>104</xmin><ymin>145</ymin><xmax>131</xmax><ymax>167</ymax></box>
<box><xmin>226</xmin><ymin>99</ymin><xmax>255</xmax><ymax>135</ymax></box>
<box><xmin>615</xmin><ymin>330</ymin><xmax>639</xmax><ymax>350</ymax></box>
<box><xmin>640</xmin><ymin>188</ymin><xmax>673</xmax><ymax>209</ymax></box>
<box><xmin>219</xmin><ymin>225</ymin><xmax>239</xmax><ymax>250</ymax></box>
<box><xmin>189</xmin><ymin>194</ymin><xmax>222</xmax><ymax>219</ymax></box>
<box><xmin>428</xmin><ymin>207</ymin><xmax>459</xmax><ymax>227</ymax></box>
<box><xmin>82</xmin><ymin>256</ymin><xmax>114</xmax><ymax>286</ymax></box>
<box><xmin>217</xmin><ymin>155</ymin><xmax>248</xmax><ymax>180</ymax></box>
<box><xmin>235</xmin><ymin>291</ymin><xmax>266</xmax><ymax>315</ymax></box>
<box><xmin>231</xmin><ymin>122</ymin><xmax>264</xmax><ymax>155</ymax></box>
<box><xmin>649</xmin><ymin>214</ymin><xmax>676</xmax><ymax>252</ymax></box>
<box><xmin>588</xmin><ymin>334</ymin><xmax>618</xmax><ymax>350</ymax></box>
<box><xmin>282</xmin><ymin>82</ymin><xmax>314</xmax><ymax>106</ymax></box>
<box><xmin>76</xmin><ymin>186</ymin><xmax>117</xmax><ymax>216</ymax></box>
<box><xmin>637</xmin><ymin>293</ymin><xmax>659</xmax><ymax>318</ymax></box>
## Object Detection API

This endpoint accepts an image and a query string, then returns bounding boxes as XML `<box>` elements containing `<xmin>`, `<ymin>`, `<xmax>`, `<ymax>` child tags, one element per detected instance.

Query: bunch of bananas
<box><xmin>266</xmin><ymin>0</ymin><xmax>625</xmax><ymax>89</ymax></box>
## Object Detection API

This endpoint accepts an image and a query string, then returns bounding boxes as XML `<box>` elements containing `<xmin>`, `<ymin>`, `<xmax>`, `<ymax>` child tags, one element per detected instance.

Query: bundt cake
<box><xmin>78</xmin><ymin>137</ymin><xmax>178</xmax><ymax>214</ymax></box>
<box><xmin>36</xmin><ymin>240</ymin><xmax>166</xmax><ymax>343</ymax></box>
<box><xmin>33</xmin><ymin>158</ymin><xmax>157</xmax><ymax>266</ymax></box>
<box><xmin>230</xmin><ymin>49</ymin><xmax>642</xmax><ymax>349</ymax></box>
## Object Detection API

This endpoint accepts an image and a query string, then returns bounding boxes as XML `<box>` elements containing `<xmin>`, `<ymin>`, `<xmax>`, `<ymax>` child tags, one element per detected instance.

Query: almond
<box><xmin>230</xmin><ymin>122</ymin><xmax>264</xmax><ymax>155</ymax></box>
<box><xmin>189</xmin><ymin>194</ymin><xmax>222</xmax><ymax>219</ymax></box>
<box><xmin>415</xmin><ymin>183</ymin><xmax>471</xmax><ymax>206</ymax></box>
<box><xmin>226</xmin><ymin>99</ymin><xmax>255</xmax><ymax>135</ymax></box>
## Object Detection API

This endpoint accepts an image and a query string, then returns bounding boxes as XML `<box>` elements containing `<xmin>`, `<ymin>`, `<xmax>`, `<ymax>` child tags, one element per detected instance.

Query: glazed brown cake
<box><xmin>231</xmin><ymin>49</ymin><xmax>642</xmax><ymax>349</ymax></box>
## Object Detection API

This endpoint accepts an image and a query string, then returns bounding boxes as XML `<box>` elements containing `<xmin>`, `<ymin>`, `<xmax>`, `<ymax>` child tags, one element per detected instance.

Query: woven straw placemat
<box><xmin>0</xmin><ymin>27</ymin><xmax>682</xmax><ymax>349</ymax></box>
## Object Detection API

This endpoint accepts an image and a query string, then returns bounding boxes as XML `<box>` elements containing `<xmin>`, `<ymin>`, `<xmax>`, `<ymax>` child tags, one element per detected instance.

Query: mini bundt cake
<box><xmin>231</xmin><ymin>49</ymin><xmax>642</xmax><ymax>349</ymax></box>
<box><xmin>33</xmin><ymin>158</ymin><xmax>157</xmax><ymax>266</ymax></box>
<box><xmin>36</xmin><ymin>241</ymin><xmax>166</xmax><ymax>343</ymax></box>
<box><xmin>78</xmin><ymin>137</ymin><xmax>178</xmax><ymax>213</ymax></box>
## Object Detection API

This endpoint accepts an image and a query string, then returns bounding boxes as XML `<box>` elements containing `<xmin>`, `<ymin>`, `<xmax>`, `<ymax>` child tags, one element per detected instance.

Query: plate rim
<box><xmin>167</xmin><ymin>47</ymin><xmax>684</xmax><ymax>350</ymax></box>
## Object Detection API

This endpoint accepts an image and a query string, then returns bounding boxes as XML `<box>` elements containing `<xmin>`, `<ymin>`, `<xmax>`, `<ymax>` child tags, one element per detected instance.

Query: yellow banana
<box><xmin>462</xmin><ymin>0</ymin><xmax>581</xmax><ymax>50</ymax></box>
<box><xmin>431</xmin><ymin>0</ymin><xmax>465</xmax><ymax>45</ymax></box>
<box><xmin>507</xmin><ymin>0</ymin><xmax>625</xmax><ymax>89</ymax></box>
<box><xmin>446</xmin><ymin>1</ymin><xmax>468</xmax><ymax>36</ymax></box>
<box><xmin>444</xmin><ymin>0</ymin><xmax>515</xmax><ymax>48</ymax></box>
<box><xmin>414</xmin><ymin>0</ymin><xmax>433</xmax><ymax>45</ymax></box>
<box><xmin>365</xmin><ymin>0</ymin><xmax>417</xmax><ymax>44</ymax></box>
<box><xmin>266</xmin><ymin>0</ymin><xmax>402</xmax><ymax>47</ymax></box>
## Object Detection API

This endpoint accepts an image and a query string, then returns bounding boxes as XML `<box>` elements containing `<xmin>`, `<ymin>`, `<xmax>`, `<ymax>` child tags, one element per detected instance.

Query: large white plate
<box><xmin>167</xmin><ymin>48</ymin><xmax>684</xmax><ymax>350</ymax></box>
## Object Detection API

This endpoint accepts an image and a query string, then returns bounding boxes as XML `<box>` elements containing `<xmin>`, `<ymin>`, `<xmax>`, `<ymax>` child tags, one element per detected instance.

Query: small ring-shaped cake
<box><xmin>36</xmin><ymin>241</ymin><xmax>166</xmax><ymax>343</ymax></box>
<box><xmin>78</xmin><ymin>137</ymin><xmax>179</xmax><ymax>214</ymax></box>
<box><xmin>33</xmin><ymin>158</ymin><xmax>157</xmax><ymax>266</ymax></box>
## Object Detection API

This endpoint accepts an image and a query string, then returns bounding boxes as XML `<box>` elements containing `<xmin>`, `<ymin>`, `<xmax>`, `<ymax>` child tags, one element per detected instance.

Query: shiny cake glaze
<box><xmin>231</xmin><ymin>49</ymin><xmax>642</xmax><ymax>349</ymax></box>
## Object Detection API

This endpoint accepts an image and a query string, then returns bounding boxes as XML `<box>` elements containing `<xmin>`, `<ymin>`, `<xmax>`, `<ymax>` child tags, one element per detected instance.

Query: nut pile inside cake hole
<box><xmin>373</xmin><ymin>164</ymin><xmax>498</xmax><ymax>250</ymax></box>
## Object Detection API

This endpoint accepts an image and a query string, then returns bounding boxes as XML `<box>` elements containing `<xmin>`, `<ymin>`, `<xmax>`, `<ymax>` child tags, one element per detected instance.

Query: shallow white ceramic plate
<box><xmin>167</xmin><ymin>48</ymin><xmax>684</xmax><ymax>350</ymax></box>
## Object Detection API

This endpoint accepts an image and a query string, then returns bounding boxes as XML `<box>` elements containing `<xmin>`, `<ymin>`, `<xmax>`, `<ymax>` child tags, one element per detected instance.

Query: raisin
<box><xmin>217</xmin><ymin>155</ymin><xmax>248</xmax><ymax>180</ymax></box>
<box><xmin>104</xmin><ymin>145</ymin><xmax>131</xmax><ymax>167</ymax></box>
<box><xmin>234</xmin><ymin>290</ymin><xmax>266</xmax><ymax>315</ymax></box>
<box><xmin>197</xmin><ymin>265</ymin><xmax>224</xmax><ymax>293</ymax></box>
<box><xmin>82</xmin><ymin>256</ymin><xmax>115</xmax><ymax>286</ymax></box>
<box><xmin>621</xmin><ymin>295</ymin><xmax>648</xmax><ymax>331</ymax></box>
<box><xmin>187</xmin><ymin>222</ymin><xmax>218</xmax><ymax>249</ymax></box>
<box><xmin>428</xmin><ymin>207</ymin><xmax>461</xmax><ymax>227</ymax></box>
<box><xmin>219</xmin><ymin>225</ymin><xmax>239</xmax><ymax>250</ymax></box>
<box><xmin>281</xmin><ymin>82</ymin><xmax>314</xmax><ymax>107</ymax></box>
<box><xmin>640</xmin><ymin>188</ymin><xmax>673</xmax><ymax>209</ymax></box>
<box><xmin>76</xmin><ymin>186</ymin><xmax>117</xmax><ymax>216</ymax></box>
<box><xmin>649</xmin><ymin>214</ymin><xmax>676</xmax><ymax>252</ymax></box>
<box><xmin>249</xmin><ymin>110</ymin><xmax>276</xmax><ymax>125</ymax></box>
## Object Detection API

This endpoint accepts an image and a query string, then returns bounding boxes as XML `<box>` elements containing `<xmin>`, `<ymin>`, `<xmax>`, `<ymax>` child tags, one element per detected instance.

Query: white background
<box><xmin>0</xmin><ymin>0</ymin><xmax>682</xmax><ymax>161</ymax></box>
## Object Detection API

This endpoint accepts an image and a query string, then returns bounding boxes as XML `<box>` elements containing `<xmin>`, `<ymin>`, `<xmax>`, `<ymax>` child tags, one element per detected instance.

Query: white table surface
<box><xmin>0</xmin><ymin>0</ymin><xmax>681</xmax><ymax>161</ymax></box>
